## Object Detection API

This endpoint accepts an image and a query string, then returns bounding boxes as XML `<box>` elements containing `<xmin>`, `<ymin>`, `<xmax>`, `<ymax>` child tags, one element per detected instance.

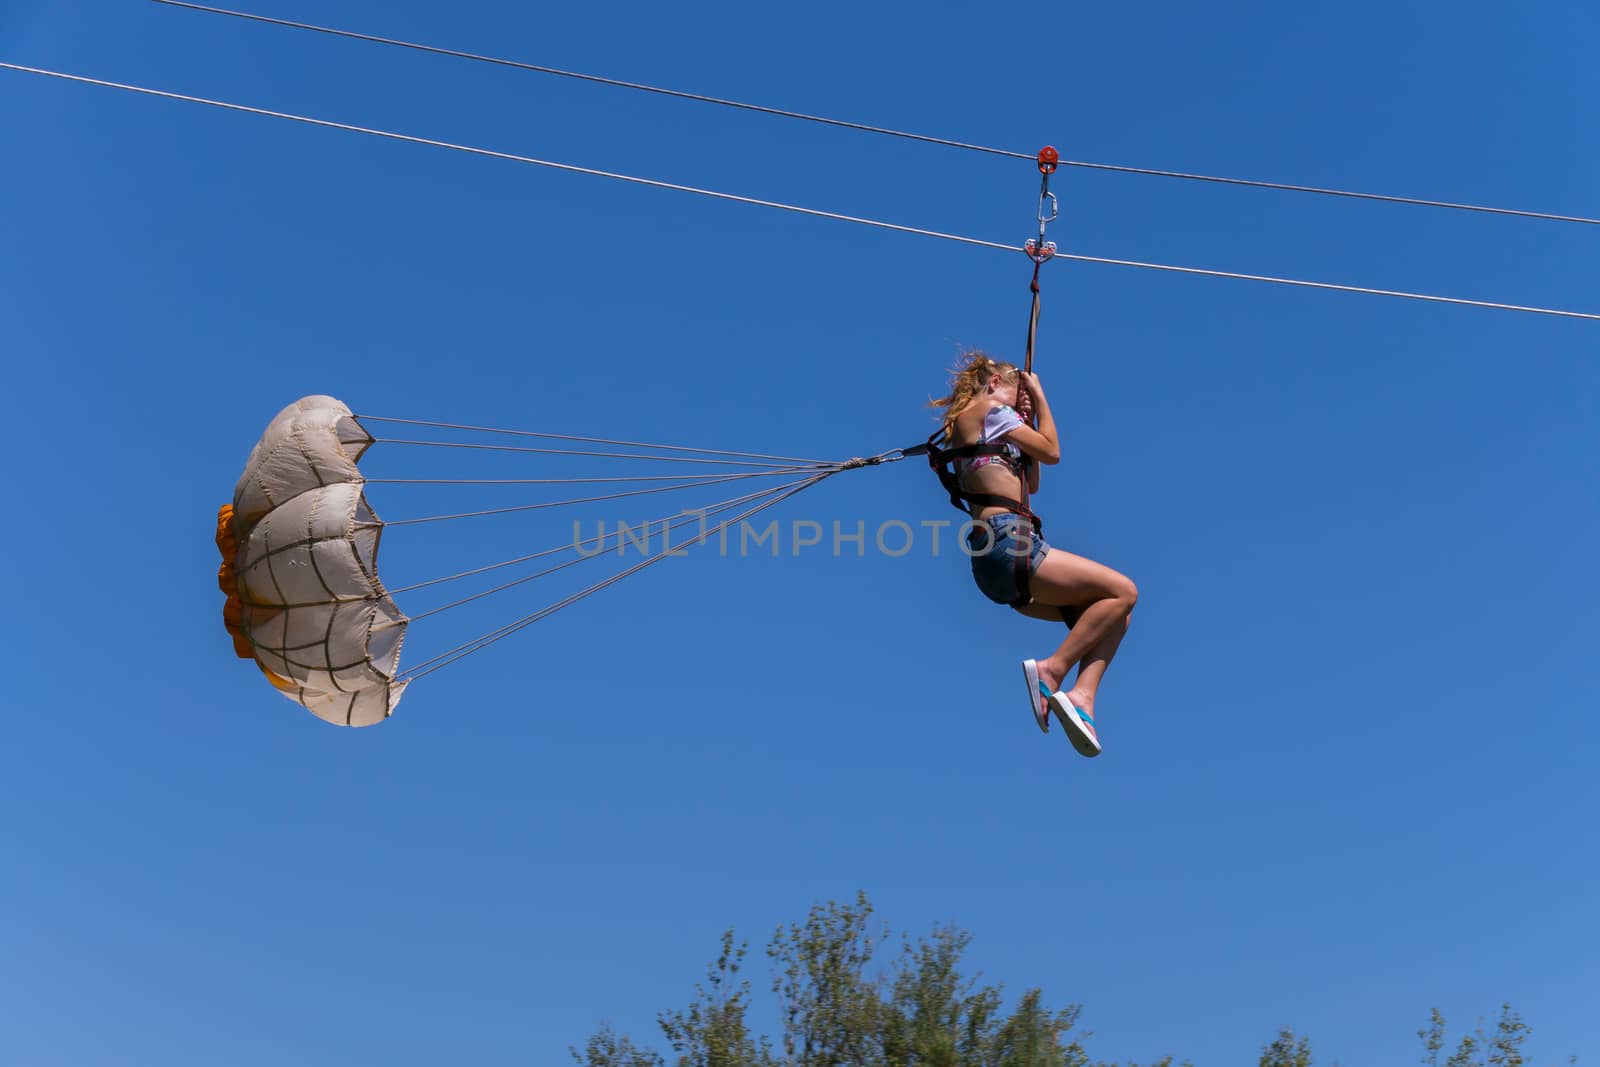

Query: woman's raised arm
<box><xmin>1005</xmin><ymin>371</ymin><xmax>1060</xmax><ymax>465</ymax></box>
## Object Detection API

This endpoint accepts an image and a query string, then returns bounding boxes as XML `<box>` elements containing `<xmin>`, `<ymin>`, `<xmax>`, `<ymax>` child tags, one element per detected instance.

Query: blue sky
<box><xmin>3</xmin><ymin>1</ymin><xmax>1597</xmax><ymax>1064</ymax></box>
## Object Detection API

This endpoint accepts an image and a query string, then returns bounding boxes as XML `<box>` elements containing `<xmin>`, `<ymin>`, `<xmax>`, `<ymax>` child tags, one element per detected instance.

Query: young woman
<box><xmin>931</xmin><ymin>351</ymin><xmax>1138</xmax><ymax>757</ymax></box>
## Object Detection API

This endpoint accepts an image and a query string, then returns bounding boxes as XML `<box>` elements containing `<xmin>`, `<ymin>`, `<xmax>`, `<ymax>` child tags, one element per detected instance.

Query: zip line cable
<box><xmin>150</xmin><ymin>0</ymin><xmax>1027</xmax><ymax>160</ymax></box>
<box><xmin>150</xmin><ymin>0</ymin><xmax>1600</xmax><ymax>228</ymax></box>
<box><xmin>0</xmin><ymin>65</ymin><xmax>1010</xmax><ymax>249</ymax></box>
<box><xmin>3</xmin><ymin>62</ymin><xmax>1597</xmax><ymax>322</ymax></box>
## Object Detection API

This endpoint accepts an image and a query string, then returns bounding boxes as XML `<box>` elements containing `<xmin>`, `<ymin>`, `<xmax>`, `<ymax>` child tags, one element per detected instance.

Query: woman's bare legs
<box><xmin>1012</xmin><ymin>547</ymin><xmax>1137</xmax><ymax>715</ymax></box>
<box><xmin>1070</xmin><ymin>611</ymin><xmax>1130</xmax><ymax>712</ymax></box>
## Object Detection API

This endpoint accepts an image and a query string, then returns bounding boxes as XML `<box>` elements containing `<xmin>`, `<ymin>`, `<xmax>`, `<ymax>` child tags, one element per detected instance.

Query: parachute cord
<box><xmin>399</xmin><ymin>470</ymin><xmax>836</xmax><ymax>682</ymax></box>
<box><xmin>371</xmin><ymin>437</ymin><xmax>828</xmax><ymax>469</ymax></box>
<box><xmin>367</xmin><ymin>471</ymin><xmax>812</xmax><ymax>486</ymax></box>
<box><xmin>357</xmin><ymin>414</ymin><xmax>832</xmax><ymax>466</ymax></box>
<box><xmin>401</xmin><ymin>482</ymin><xmax>794</xmax><ymax>624</ymax></box>
<box><xmin>395</xmin><ymin>475</ymin><xmax>822</xmax><ymax>609</ymax></box>
<box><xmin>383</xmin><ymin>467</ymin><xmax>822</xmax><ymax>527</ymax></box>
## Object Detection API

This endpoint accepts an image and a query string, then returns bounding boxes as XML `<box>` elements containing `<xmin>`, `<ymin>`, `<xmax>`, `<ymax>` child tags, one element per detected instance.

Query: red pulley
<box><xmin>1036</xmin><ymin>145</ymin><xmax>1059</xmax><ymax>174</ymax></box>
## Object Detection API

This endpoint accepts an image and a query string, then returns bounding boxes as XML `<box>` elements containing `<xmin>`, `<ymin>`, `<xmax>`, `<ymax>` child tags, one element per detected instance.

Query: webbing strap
<box><xmin>919</xmin><ymin>145</ymin><xmax>1057</xmax><ymax>607</ymax></box>
<box><xmin>921</xmin><ymin>431</ymin><xmax>1040</xmax><ymax>528</ymax></box>
<box><xmin>1011</xmin><ymin>260</ymin><xmax>1047</xmax><ymax>603</ymax></box>
<box><xmin>1010</xmin><ymin>148</ymin><xmax>1058</xmax><ymax>606</ymax></box>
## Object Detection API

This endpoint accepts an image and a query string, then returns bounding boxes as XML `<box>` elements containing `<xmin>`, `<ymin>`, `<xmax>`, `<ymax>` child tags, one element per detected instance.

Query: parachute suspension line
<box><xmin>152</xmin><ymin>1</ymin><xmax>1600</xmax><ymax>228</ymax></box>
<box><xmin>399</xmin><ymin>470</ymin><xmax>837</xmax><ymax>682</ymax></box>
<box><xmin>6</xmin><ymin>62</ymin><xmax>1597</xmax><ymax>321</ymax></box>
<box><xmin>367</xmin><ymin>472</ymin><xmax>815</xmax><ymax>486</ymax></box>
<box><xmin>401</xmin><ymin>475</ymin><xmax>820</xmax><ymax>623</ymax></box>
<box><xmin>391</xmin><ymin>450</ymin><xmax>909</xmax><ymax>605</ymax></box>
<box><xmin>386</xmin><ymin>477</ymin><xmax>818</xmax><ymax>598</ymax></box>
<box><xmin>370</xmin><ymin>437</ymin><xmax>827</xmax><ymax>469</ymax></box>
<box><xmin>356</xmin><ymin>414</ymin><xmax>832</xmax><ymax>466</ymax></box>
<box><xmin>382</xmin><ymin>466</ymin><xmax>824</xmax><ymax>527</ymax></box>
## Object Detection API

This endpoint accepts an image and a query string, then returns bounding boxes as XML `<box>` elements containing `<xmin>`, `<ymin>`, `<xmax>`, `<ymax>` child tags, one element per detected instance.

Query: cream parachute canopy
<box><xmin>216</xmin><ymin>396</ymin><xmax>911</xmax><ymax>727</ymax></box>
<box><xmin>217</xmin><ymin>396</ymin><xmax>407</xmax><ymax>727</ymax></box>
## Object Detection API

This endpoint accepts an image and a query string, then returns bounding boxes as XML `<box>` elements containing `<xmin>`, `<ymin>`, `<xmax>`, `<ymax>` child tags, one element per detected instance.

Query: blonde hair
<box><xmin>929</xmin><ymin>349</ymin><xmax>1019</xmax><ymax>443</ymax></box>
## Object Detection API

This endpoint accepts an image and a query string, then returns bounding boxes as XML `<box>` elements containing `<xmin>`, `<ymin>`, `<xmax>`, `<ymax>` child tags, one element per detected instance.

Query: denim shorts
<box><xmin>967</xmin><ymin>514</ymin><xmax>1050</xmax><ymax>605</ymax></box>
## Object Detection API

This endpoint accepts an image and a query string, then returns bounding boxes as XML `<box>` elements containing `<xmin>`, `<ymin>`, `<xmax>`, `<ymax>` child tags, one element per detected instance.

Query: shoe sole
<box><xmin>1047</xmin><ymin>693</ymin><xmax>1102</xmax><ymax>758</ymax></box>
<box><xmin>1021</xmin><ymin>660</ymin><xmax>1048</xmax><ymax>733</ymax></box>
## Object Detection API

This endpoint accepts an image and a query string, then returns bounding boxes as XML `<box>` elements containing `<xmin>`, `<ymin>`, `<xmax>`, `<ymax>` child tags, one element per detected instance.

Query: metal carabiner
<box><xmin>1028</xmin><ymin>146</ymin><xmax>1060</xmax><ymax>261</ymax></box>
<box><xmin>1037</xmin><ymin>189</ymin><xmax>1058</xmax><ymax>227</ymax></box>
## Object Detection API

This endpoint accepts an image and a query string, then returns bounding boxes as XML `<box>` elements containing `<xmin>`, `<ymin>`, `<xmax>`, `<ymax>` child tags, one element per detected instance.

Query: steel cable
<box><xmin>150</xmin><ymin>0</ymin><xmax>1600</xmax><ymax>227</ymax></box>
<box><xmin>4</xmin><ymin>62</ymin><xmax>1595</xmax><ymax>321</ymax></box>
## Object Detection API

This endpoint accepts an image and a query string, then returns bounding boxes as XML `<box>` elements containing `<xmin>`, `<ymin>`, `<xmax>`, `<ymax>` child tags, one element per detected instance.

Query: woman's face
<box><xmin>988</xmin><ymin>373</ymin><xmax>1019</xmax><ymax>408</ymax></box>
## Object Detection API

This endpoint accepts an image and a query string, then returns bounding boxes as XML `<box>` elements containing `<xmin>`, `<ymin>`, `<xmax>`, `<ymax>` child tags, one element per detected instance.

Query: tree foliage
<box><xmin>572</xmin><ymin>892</ymin><xmax>1097</xmax><ymax>1067</ymax></box>
<box><xmin>569</xmin><ymin>893</ymin><xmax>1563</xmax><ymax>1067</ymax></box>
<box><xmin>1419</xmin><ymin>1005</ymin><xmax>1538</xmax><ymax>1067</ymax></box>
<box><xmin>1259</xmin><ymin>1029</ymin><xmax>1313</xmax><ymax>1067</ymax></box>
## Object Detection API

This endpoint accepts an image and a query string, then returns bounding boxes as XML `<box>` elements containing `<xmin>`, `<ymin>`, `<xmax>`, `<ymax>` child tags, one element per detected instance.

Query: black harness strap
<box><xmin>919</xmin><ymin>430</ymin><xmax>1042</xmax><ymax>608</ymax></box>
<box><xmin>921</xmin><ymin>434</ymin><xmax>1036</xmax><ymax>520</ymax></box>
<box><xmin>928</xmin><ymin>437</ymin><xmax>1033</xmax><ymax>515</ymax></box>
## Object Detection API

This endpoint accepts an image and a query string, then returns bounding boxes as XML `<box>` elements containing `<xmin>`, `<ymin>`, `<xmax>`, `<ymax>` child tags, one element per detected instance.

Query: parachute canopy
<box><xmin>218</xmin><ymin>396</ymin><xmax>407</xmax><ymax>727</ymax></box>
<box><xmin>217</xmin><ymin>396</ymin><xmax>904</xmax><ymax>728</ymax></box>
